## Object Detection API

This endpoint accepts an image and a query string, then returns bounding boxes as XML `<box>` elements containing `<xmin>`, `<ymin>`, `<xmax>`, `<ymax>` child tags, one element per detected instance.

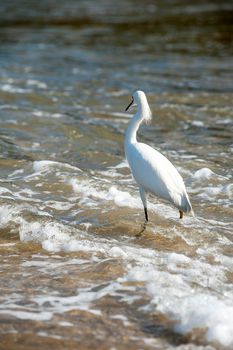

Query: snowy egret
<box><xmin>124</xmin><ymin>90</ymin><xmax>192</xmax><ymax>222</ymax></box>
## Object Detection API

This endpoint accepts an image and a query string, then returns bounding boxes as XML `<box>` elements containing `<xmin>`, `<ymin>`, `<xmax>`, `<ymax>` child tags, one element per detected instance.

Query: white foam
<box><xmin>175</xmin><ymin>295</ymin><xmax>233</xmax><ymax>347</ymax></box>
<box><xmin>44</xmin><ymin>200</ymin><xmax>74</xmax><ymax>211</ymax></box>
<box><xmin>107</xmin><ymin>186</ymin><xmax>135</xmax><ymax>207</ymax></box>
<box><xmin>224</xmin><ymin>183</ymin><xmax>233</xmax><ymax>197</ymax></box>
<box><xmin>108</xmin><ymin>246</ymin><xmax>128</xmax><ymax>258</ymax></box>
<box><xmin>37</xmin><ymin>332</ymin><xmax>62</xmax><ymax>340</ymax></box>
<box><xmin>114</xmin><ymin>161</ymin><xmax>129</xmax><ymax>169</ymax></box>
<box><xmin>33</xmin><ymin>160</ymin><xmax>82</xmax><ymax>173</ymax></box>
<box><xmin>0</xmin><ymin>205</ymin><xmax>16</xmax><ymax>226</ymax></box>
<box><xmin>33</xmin><ymin>282</ymin><xmax>121</xmax><ymax>316</ymax></box>
<box><xmin>22</xmin><ymin>258</ymin><xmax>88</xmax><ymax>270</ymax></box>
<box><xmin>215</xmin><ymin>254</ymin><xmax>233</xmax><ymax>269</ymax></box>
<box><xmin>32</xmin><ymin>110</ymin><xmax>63</xmax><ymax>118</ymax></box>
<box><xmin>0</xmin><ymin>187</ymin><xmax>12</xmax><ymax>195</ymax></box>
<box><xmin>8</xmin><ymin>168</ymin><xmax>24</xmax><ymax>178</ymax></box>
<box><xmin>121</xmin><ymin>263</ymin><xmax>233</xmax><ymax>347</ymax></box>
<box><xmin>216</xmin><ymin>118</ymin><xmax>232</xmax><ymax>125</ymax></box>
<box><xmin>70</xmin><ymin>178</ymin><xmax>141</xmax><ymax>209</ymax></box>
<box><xmin>26</xmin><ymin>79</ymin><xmax>47</xmax><ymax>89</ymax></box>
<box><xmin>1</xmin><ymin>84</ymin><xmax>30</xmax><ymax>94</ymax></box>
<box><xmin>191</xmin><ymin>120</ymin><xmax>205</xmax><ymax>127</ymax></box>
<box><xmin>196</xmin><ymin>183</ymin><xmax>233</xmax><ymax>202</ymax></box>
<box><xmin>0</xmin><ymin>309</ymin><xmax>52</xmax><ymax>321</ymax></box>
<box><xmin>110</xmin><ymin>314</ymin><xmax>130</xmax><ymax>326</ymax></box>
<box><xmin>167</xmin><ymin>252</ymin><xmax>191</xmax><ymax>266</ymax></box>
<box><xmin>58</xmin><ymin>321</ymin><xmax>73</xmax><ymax>327</ymax></box>
<box><xmin>0</xmin><ymin>242</ymin><xmax>16</xmax><ymax>247</ymax></box>
<box><xmin>33</xmin><ymin>160</ymin><xmax>57</xmax><ymax>172</ymax></box>
<box><xmin>0</xmin><ymin>104</ymin><xmax>18</xmax><ymax>111</ymax></box>
<box><xmin>191</xmin><ymin>168</ymin><xmax>229</xmax><ymax>185</ymax></box>
<box><xmin>19</xmin><ymin>221</ymin><xmax>76</xmax><ymax>249</ymax></box>
<box><xmin>191</xmin><ymin>168</ymin><xmax>215</xmax><ymax>181</ymax></box>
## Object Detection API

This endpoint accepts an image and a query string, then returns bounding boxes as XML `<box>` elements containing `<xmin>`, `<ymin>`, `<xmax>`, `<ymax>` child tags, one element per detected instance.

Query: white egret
<box><xmin>124</xmin><ymin>90</ymin><xmax>192</xmax><ymax>222</ymax></box>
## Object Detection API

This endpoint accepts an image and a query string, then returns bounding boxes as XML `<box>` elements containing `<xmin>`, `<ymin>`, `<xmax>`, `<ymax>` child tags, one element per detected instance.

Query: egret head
<box><xmin>125</xmin><ymin>90</ymin><xmax>152</xmax><ymax>123</ymax></box>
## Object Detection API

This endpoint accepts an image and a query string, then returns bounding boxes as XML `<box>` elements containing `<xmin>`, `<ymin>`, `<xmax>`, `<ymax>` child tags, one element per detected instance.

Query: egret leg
<box><xmin>139</xmin><ymin>186</ymin><xmax>148</xmax><ymax>222</ymax></box>
<box><xmin>179</xmin><ymin>210</ymin><xmax>184</xmax><ymax>219</ymax></box>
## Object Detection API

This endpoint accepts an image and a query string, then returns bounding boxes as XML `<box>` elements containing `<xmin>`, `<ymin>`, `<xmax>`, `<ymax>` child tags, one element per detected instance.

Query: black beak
<box><xmin>125</xmin><ymin>98</ymin><xmax>134</xmax><ymax>111</ymax></box>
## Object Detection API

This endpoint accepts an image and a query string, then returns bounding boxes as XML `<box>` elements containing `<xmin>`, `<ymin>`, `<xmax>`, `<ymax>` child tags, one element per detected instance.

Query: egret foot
<box><xmin>136</xmin><ymin>220</ymin><xmax>148</xmax><ymax>237</ymax></box>
<box><xmin>179</xmin><ymin>210</ymin><xmax>184</xmax><ymax>219</ymax></box>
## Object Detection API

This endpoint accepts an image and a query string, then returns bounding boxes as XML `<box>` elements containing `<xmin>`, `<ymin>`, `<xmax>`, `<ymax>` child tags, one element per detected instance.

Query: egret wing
<box><xmin>126</xmin><ymin>142</ymin><xmax>191</xmax><ymax>212</ymax></box>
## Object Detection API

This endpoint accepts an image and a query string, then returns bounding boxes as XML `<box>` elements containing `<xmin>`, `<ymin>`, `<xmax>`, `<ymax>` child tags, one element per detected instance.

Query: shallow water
<box><xmin>0</xmin><ymin>1</ymin><xmax>233</xmax><ymax>349</ymax></box>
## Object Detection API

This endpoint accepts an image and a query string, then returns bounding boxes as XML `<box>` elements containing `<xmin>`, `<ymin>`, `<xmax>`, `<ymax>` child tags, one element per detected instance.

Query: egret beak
<box><xmin>125</xmin><ymin>98</ymin><xmax>134</xmax><ymax>111</ymax></box>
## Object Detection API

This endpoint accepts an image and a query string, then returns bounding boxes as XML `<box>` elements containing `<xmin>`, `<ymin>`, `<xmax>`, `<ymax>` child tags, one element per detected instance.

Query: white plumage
<box><xmin>124</xmin><ymin>90</ymin><xmax>192</xmax><ymax>221</ymax></box>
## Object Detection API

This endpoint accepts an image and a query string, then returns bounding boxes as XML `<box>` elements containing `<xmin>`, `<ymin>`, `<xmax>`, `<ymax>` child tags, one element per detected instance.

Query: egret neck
<box><xmin>124</xmin><ymin>95</ymin><xmax>151</xmax><ymax>147</ymax></box>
